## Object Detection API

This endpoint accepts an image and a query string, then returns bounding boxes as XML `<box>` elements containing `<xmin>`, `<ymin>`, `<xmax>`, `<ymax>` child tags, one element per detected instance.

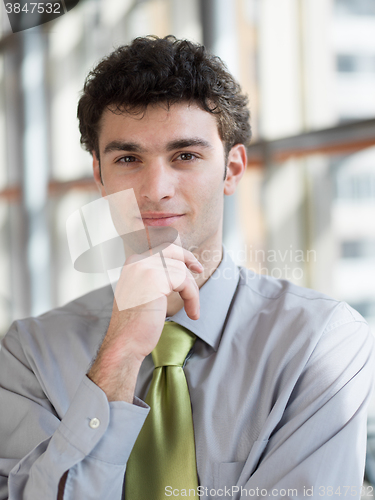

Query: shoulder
<box><xmin>229</xmin><ymin>267</ymin><xmax>373</xmax><ymax>365</ymax></box>
<box><xmin>0</xmin><ymin>286</ymin><xmax>115</xmax><ymax>415</ymax></box>
<box><xmin>3</xmin><ymin>285</ymin><xmax>114</xmax><ymax>356</ymax></box>
<box><xmin>229</xmin><ymin>268</ymin><xmax>374</xmax><ymax>405</ymax></box>
<box><xmin>23</xmin><ymin>284</ymin><xmax>113</xmax><ymax>323</ymax></box>
<box><xmin>51</xmin><ymin>284</ymin><xmax>114</xmax><ymax>318</ymax></box>
<box><xmin>236</xmin><ymin>266</ymin><xmax>367</xmax><ymax>332</ymax></box>
<box><xmin>237</xmin><ymin>265</ymin><xmax>338</xmax><ymax>305</ymax></box>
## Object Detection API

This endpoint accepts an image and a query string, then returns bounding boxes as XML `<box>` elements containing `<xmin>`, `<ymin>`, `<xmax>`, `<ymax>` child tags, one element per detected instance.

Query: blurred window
<box><xmin>337</xmin><ymin>54</ymin><xmax>375</xmax><ymax>73</ymax></box>
<box><xmin>349</xmin><ymin>300</ymin><xmax>375</xmax><ymax>318</ymax></box>
<box><xmin>337</xmin><ymin>54</ymin><xmax>357</xmax><ymax>73</ymax></box>
<box><xmin>341</xmin><ymin>240</ymin><xmax>375</xmax><ymax>258</ymax></box>
<box><xmin>335</xmin><ymin>173</ymin><xmax>375</xmax><ymax>200</ymax></box>
<box><xmin>335</xmin><ymin>0</ymin><xmax>375</xmax><ymax>16</ymax></box>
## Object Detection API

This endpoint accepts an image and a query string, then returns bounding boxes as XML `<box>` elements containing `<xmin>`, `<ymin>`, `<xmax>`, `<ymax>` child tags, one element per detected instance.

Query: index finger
<box><xmin>152</xmin><ymin>243</ymin><xmax>203</xmax><ymax>273</ymax></box>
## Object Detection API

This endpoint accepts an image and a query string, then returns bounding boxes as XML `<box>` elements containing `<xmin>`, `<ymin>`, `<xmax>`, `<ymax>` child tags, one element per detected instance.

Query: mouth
<box><xmin>140</xmin><ymin>213</ymin><xmax>184</xmax><ymax>227</ymax></box>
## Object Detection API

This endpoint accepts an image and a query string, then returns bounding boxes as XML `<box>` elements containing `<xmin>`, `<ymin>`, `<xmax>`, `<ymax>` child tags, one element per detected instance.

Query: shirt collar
<box><xmin>168</xmin><ymin>245</ymin><xmax>240</xmax><ymax>351</ymax></box>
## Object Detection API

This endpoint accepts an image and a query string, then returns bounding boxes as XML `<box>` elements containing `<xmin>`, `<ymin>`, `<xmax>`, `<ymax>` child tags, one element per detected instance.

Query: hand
<box><xmin>87</xmin><ymin>242</ymin><xmax>203</xmax><ymax>402</ymax></box>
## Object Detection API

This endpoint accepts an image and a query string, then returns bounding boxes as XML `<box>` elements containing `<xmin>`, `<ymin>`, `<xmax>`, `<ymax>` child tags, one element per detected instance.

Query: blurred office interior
<box><xmin>0</xmin><ymin>0</ymin><xmax>375</xmax><ymax>483</ymax></box>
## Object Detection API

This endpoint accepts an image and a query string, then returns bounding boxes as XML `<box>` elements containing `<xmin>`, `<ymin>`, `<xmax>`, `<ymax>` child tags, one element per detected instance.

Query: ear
<box><xmin>92</xmin><ymin>151</ymin><xmax>106</xmax><ymax>197</ymax></box>
<box><xmin>224</xmin><ymin>144</ymin><xmax>247</xmax><ymax>196</ymax></box>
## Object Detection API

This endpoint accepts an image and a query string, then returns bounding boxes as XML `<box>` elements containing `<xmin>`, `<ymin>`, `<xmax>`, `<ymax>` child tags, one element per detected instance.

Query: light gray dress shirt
<box><xmin>0</xmin><ymin>247</ymin><xmax>374</xmax><ymax>499</ymax></box>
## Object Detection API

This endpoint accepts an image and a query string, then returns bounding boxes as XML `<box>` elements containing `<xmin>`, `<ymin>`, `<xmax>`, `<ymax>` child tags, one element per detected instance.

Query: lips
<box><xmin>141</xmin><ymin>213</ymin><xmax>184</xmax><ymax>227</ymax></box>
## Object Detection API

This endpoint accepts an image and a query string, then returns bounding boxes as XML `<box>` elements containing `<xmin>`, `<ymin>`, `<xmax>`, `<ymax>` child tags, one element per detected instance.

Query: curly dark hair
<box><xmin>77</xmin><ymin>35</ymin><xmax>251</xmax><ymax>158</ymax></box>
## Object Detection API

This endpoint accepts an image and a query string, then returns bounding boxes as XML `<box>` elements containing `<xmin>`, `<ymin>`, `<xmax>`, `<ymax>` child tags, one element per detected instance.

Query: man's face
<box><xmin>93</xmin><ymin>101</ymin><xmax>245</xmax><ymax>256</ymax></box>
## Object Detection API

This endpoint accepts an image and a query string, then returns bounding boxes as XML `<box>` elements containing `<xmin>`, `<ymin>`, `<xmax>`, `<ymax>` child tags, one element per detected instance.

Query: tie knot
<box><xmin>152</xmin><ymin>321</ymin><xmax>196</xmax><ymax>368</ymax></box>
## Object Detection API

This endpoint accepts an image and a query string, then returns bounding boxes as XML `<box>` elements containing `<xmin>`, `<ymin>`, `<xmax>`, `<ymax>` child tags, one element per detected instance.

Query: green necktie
<box><xmin>125</xmin><ymin>321</ymin><xmax>199</xmax><ymax>499</ymax></box>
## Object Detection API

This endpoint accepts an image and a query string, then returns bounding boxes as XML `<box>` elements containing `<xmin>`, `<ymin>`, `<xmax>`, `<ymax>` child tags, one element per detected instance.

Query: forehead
<box><xmin>97</xmin><ymin>102</ymin><xmax>223</xmax><ymax>151</ymax></box>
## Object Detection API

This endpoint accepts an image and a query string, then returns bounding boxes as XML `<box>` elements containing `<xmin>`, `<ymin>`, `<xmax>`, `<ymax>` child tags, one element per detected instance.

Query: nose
<box><xmin>140</xmin><ymin>158</ymin><xmax>175</xmax><ymax>202</ymax></box>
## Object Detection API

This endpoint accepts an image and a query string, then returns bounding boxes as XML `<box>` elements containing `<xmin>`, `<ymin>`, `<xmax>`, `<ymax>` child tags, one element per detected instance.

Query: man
<box><xmin>0</xmin><ymin>35</ymin><xmax>374</xmax><ymax>500</ymax></box>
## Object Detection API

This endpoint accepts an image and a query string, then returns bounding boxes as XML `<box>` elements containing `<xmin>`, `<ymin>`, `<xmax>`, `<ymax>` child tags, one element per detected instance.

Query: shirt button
<box><xmin>89</xmin><ymin>417</ymin><xmax>100</xmax><ymax>429</ymax></box>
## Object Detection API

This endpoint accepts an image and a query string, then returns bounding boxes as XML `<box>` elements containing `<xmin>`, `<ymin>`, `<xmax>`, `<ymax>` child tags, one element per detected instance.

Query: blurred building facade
<box><xmin>0</xmin><ymin>0</ymin><xmax>374</xmax><ymax>334</ymax></box>
<box><xmin>331</xmin><ymin>0</ymin><xmax>375</xmax><ymax>332</ymax></box>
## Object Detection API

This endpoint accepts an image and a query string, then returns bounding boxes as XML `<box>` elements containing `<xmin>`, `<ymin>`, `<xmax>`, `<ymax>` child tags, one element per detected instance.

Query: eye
<box><xmin>117</xmin><ymin>155</ymin><xmax>138</xmax><ymax>163</ymax></box>
<box><xmin>177</xmin><ymin>152</ymin><xmax>197</xmax><ymax>161</ymax></box>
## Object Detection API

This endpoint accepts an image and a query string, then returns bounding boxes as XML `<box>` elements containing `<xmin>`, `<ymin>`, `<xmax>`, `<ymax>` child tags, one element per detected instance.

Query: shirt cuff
<box><xmin>57</xmin><ymin>376</ymin><xmax>149</xmax><ymax>465</ymax></box>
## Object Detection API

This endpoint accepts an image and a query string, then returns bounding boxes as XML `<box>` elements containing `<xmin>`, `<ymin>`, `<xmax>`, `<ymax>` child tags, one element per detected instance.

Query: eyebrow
<box><xmin>102</xmin><ymin>137</ymin><xmax>212</xmax><ymax>155</ymax></box>
<box><xmin>166</xmin><ymin>138</ymin><xmax>212</xmax><ymax>151</ymax></box>
<box><xmin>103</xmin><ymin>141</ymin><xmax>145</xmax><ymax>155</ymax></box>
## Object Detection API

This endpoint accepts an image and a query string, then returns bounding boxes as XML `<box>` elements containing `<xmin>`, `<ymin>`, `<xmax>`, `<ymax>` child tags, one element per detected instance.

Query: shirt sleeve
<box><xmin>239</xmin><ymin>304</ymin><xmax>375</xmax><ymax>499</ymax></box>
<box><xmin>0</xmin><ymin>323</ymin><xmax>149</xmax><ymax>500</ymax></box>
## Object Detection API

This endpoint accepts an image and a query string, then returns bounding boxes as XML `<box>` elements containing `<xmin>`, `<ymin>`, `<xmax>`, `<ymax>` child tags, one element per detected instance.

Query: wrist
<box><xmin>88</xmin><ymin>351</ymin><xmax>143</xmax><ymax>403</ymax></box>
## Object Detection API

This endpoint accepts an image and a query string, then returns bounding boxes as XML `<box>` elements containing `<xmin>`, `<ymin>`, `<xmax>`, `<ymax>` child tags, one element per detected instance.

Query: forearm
<box><xmin>2</xmin><ymin>377</ymin><xmax>149</xmax><ymax>500</ymax></box>
<box><xmin>88</xmin><ymin>348</ymin><xmax>143</xmax><ymax>403</ymax></box>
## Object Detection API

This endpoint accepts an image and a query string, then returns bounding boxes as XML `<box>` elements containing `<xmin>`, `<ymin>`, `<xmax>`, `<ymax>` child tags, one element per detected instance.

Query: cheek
<box><xmin>186</xmin><ymin>179</ymin><xmax>224</xmax><ymax>219</ymax></box>
<box><xmin>102</xmin><ymin>171</ymin><xmax>136</xmax><ymax>196</ymax></box>
<box><xmin>181</xmin><ymin>165</ymin><xmax>224</xmax><ymax>194</ymax></box>
<box><xmin>183</xmin><ymin>179</ymin><xmax>222</xmax><ymax>210</ymax></box>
